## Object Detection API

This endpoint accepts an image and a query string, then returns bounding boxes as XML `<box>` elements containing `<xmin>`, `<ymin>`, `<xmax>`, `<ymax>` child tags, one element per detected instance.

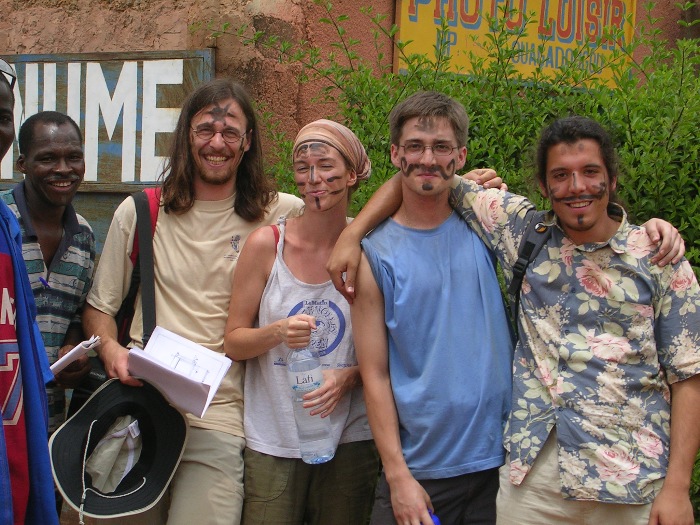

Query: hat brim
<box><xmin>50</xmin><ymin>379</ymin><xmax>188</xmax><ymax>518</ymax></box>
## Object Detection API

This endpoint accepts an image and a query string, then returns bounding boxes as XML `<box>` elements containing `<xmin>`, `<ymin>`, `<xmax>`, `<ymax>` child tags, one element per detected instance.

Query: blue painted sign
<box><xmin>1</xmin><ymin>50</ymin><xmax>214</xmax><ymax>187</ymax></box>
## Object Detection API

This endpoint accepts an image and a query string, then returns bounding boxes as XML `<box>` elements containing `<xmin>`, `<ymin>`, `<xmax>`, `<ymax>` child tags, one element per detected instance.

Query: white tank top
<box><xmin>242</xmin><ymin>220</ymin><xmax>371</xmax><ymax>458</ymax></box>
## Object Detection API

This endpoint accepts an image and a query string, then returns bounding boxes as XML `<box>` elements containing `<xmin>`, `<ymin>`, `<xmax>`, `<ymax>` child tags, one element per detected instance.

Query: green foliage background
<box><xmin>204</xmin><ymin>0</ymin><xmax>700</xmax><ymax>274</ymax></box>
<box><xmin>203</xmin><ymin>0</ymin><xmax>700</xmax><ymax>517</ymax></box>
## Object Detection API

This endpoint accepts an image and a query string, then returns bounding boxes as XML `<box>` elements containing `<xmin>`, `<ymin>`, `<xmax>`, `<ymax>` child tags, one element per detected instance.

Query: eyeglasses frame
<box><xmin>191</xmin><ymin>126</ymin><xmax>247</xmax><ymax>144</ymax></box>
<box><xmin>398</xmin><ymin>143</ymin><xmax>458</xmax><ymax>157</ymax></box>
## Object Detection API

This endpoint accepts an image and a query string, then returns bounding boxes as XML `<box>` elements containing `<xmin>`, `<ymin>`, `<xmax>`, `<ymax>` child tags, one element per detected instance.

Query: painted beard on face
<box><xmin>400</xmin><ymin>157</ymin><xmax>456</xmax><ymax>191</ymax></box>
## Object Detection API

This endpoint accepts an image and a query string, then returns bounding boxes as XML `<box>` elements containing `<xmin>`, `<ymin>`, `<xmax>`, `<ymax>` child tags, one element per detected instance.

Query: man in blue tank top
<box><xmin>349</xmin><ymin>91</ymin><xmax>513</xmax><ymax>525</ymax></box>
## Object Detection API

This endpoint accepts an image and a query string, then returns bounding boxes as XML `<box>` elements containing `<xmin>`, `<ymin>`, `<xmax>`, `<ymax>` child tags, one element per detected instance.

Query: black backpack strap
<box><xmin>507</xmin><ymin>210</ymin><xmax>551</xmax><ymax>326</ymax></box>
<box><xmin>116</xmin><ymin>254</ymin><xmax>141</xmax><ymax>347</ymax></box>
<box><xmin>133</xmin><ymin>190</ymin><xmax>156</xmax><ymax>346</ymax></box>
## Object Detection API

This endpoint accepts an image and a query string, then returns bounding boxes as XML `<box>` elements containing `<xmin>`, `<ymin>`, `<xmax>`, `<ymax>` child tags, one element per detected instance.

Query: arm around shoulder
<box><xmin>327</xmin><ymin>173</ymin><xmax>403</xmax><ymax>301</ymax></box>
<box><xmin>641</xmin><ymin>218</ymin><xmax>686</xmax><ymax>267</ymax></box>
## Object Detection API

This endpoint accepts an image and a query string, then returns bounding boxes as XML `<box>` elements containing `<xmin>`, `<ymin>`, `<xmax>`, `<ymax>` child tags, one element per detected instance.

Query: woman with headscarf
<box><xmin>224</xmin><ymin>119</ymin><xmax>378</xmax><ymax>524</ymax></box>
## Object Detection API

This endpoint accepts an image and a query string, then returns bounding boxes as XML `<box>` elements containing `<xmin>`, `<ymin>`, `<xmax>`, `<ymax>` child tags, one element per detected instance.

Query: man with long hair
<box><xmin>83</xmin><ymin>79</ymin><xmax>302</xmax><ymax>525</ymax></box>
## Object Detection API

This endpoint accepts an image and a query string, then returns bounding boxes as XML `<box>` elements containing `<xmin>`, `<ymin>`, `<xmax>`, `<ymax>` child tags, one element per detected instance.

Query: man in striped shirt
<box><xmin>0</xmin><ymin>111</ymin><xmax>95</xmax><ymax>434</ymax></box>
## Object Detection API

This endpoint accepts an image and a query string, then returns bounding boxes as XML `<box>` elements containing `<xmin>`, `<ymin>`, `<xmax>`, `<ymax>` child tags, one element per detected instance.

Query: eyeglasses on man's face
<box><xmin>0</xmin><ymin>59</ymin><xmax>16</xmax><ymax>90</ymax></box>
<box><xmin>191</xmin><ymin>125</ymin><xmax>246</xmax><ymax>144</ymax></box>
<box><xmin>399</xmin><ymin>142</ymin><xmax>457</xmax><ymax>157</ymax></box>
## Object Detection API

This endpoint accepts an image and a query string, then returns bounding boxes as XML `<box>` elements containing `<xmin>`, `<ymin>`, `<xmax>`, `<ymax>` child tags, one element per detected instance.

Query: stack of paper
<box><xmin>128</xmin><ymin>326</ymin><xmax>231</xmax><ymax>418</ymax></box>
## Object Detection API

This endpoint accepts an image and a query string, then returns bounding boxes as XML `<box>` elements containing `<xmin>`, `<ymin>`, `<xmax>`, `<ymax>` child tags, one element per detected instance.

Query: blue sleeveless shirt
<box><xmin>362</xmin><ymin>213</ymin><xmax>512</xmax><ymax>479</ymax></box>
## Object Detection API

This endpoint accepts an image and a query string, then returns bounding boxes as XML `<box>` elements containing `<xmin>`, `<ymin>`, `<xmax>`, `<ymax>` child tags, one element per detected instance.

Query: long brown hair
<box><xmin>159</xmin><ymin>79</ymin><xmax>276</xmax><ymax>221</ymax></box>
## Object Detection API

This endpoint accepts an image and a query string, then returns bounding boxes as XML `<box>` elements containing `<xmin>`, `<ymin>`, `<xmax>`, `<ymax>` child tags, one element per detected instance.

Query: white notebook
<box><xmin>128</xmin><ymin>326</ymin><xmax>231</xmax><ymax>418</ymax></box>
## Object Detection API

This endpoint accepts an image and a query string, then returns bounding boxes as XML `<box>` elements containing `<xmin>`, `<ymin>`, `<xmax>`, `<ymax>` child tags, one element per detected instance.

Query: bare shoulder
<box><xmin>355</xmin><ymin>253</ymin><xmax>382</xmax><ymax>301</ymax></box>
<box><xmin>232</xmin><ymin>224</ymin><xmax>278</xmax><ymax>291</ymax></box>
<box><xmin>243</xmin><ymin>224</ymin><xmax>278</xmax><ymax>257</ymax></box>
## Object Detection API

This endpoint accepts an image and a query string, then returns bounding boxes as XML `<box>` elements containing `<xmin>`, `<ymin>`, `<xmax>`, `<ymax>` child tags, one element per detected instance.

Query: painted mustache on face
<box><xmin>400</xmin><ymin>158</ymin><xmax>456</xmax><ymax>180</ymax></box>
<box><xmin>548</xmin><ymin>181</ymin><xmax>608</xmax><ymax>202</ymax></box>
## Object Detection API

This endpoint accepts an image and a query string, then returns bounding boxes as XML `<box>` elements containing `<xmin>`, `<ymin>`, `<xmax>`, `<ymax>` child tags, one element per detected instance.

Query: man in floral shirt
<box><xmin>327</xmin><ymin>100</ymin><xmax>688</xmax><ymax>525</ymax></box>
<box><xmin>448</xmin><ymin>116</ymin><xmax>700</xmax><ymax>525</ymax></box>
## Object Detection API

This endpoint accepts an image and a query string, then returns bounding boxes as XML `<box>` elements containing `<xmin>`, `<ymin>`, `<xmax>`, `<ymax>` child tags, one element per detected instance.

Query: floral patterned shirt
<box><xmin>450</xmin><ymin>178</ymin><xmax>700</xmax><ymax>504</ymax></box>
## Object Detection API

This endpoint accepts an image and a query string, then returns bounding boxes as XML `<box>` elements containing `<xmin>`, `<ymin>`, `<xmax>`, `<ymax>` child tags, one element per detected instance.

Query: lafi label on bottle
<box><xmin>288</xmin><ymin>367</ymin><xmax>323</xmax><ymax>392</ymax></box>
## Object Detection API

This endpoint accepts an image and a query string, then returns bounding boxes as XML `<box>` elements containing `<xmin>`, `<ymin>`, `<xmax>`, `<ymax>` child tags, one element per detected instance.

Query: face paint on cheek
<box><xmin>591</xmin><ymin>181</ymin><xmax>607</xmax><ymax>199</ymax></box>
<box><xmin>441</xmin><ymin>159</ymin><xmax>456</xmax><ymax>180</ymax></box>
<box><xmin>547</xmin><ymin>184</ymin><xmax>568</xmax><ymax>202</ymax></box>
<box><xmin>400</xmin><ymin>157</ymin><xmax>411</xmax><ymax>176</ymax></box>
<box><xmin>326</xmin><ymin>175</ymin><xmax>345</xmax><ymax>195</ymax></box>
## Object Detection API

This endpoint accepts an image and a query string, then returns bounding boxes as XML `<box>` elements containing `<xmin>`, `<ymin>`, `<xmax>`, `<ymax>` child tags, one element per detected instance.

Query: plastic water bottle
<box><xmin>429</xmin><ymin>509</ymin><xmax>441</xmax><ymax>524</ymax></box>
<box><xmin>287</xmin><ymin>342</ymin><xmax>335</xmax><ymax>464</ymax></box>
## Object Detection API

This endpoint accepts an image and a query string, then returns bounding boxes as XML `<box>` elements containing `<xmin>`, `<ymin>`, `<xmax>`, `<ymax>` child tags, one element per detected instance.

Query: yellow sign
<box><xmin>395</xmin><ymin>0</ymin><xmax>636</xmax><ymax>81</ymax></box>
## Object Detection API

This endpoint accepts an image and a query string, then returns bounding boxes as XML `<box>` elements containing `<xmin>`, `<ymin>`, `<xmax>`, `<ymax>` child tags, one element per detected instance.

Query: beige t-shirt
<box><xmin>87</xmin><ymin>191</ymin><xmax>303</xmax><ymax>436</ymax></box>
